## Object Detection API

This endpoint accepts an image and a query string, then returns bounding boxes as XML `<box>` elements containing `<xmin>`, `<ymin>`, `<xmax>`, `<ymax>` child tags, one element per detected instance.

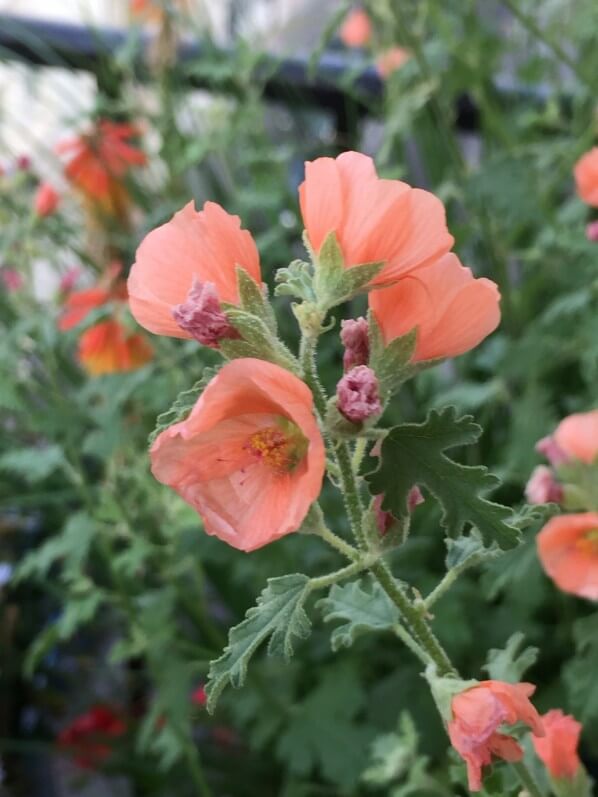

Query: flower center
<box><xmin>245</xmin><ymin>420</ymin><xmax>307</xmax><ymax>474</ymax></box>
<box><xmin>576</xmin><ymin>529</ymin><xmax>598</xmax><ymax>557</ymax></box>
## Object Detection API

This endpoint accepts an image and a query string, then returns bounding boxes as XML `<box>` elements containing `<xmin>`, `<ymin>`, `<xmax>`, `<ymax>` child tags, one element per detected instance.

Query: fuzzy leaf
<box><xmin>445</xmin><ymin>533</ymin><xmax>501</xmax><ymax>571</ymax></box>
<box><xmin>318</xmin><ymin>579</ymin><xmax>400</xmax><ymax>651</ymax></box>
<box><xmin>313</xmin><ymin>232</ymin><xmax>383</xmax><ymax>308</ymax></box>
<box><xmin>483</xmin><ymin>632</ymin><xmax>539</xmax><ymax>682</ymax></box>
<box><xmin>222</xmin><ymin>308</ymin><xmax>298</xmax><ymax>372</ymax></box>
<box><xmin>368</xmin><ymin>312</ymin><xmax>418</xmax><ymax>398</ymax></box>
<box><xmin>148</xmin><ymin>368</ymin><xmax>218</xmax><ymax>445</ymax></box>
<box><xmin>274</xmin><ymin>259</ymin><xmax>315</xmax><ymax>302</ymax></box>
<box><xmin>206</xmin><ymin>574</ymin><xmax>311</xmax><ymax>712</ymax></box>
<box><xmin>365</xmin><ymin>407</ymin><xmax>519</xmax><ymax>550</ymax></box>
<box><xmin>235</xmin><ymin>267</ymin><xmax>277</xmax><ymax>335</ymax></box>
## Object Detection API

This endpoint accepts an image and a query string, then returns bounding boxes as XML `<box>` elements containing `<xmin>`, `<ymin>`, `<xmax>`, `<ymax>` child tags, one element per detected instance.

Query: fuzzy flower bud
<box><xmin>336</xmin><ymin>365</ymin><xmax>382</xmax><ymax>424</ymax></box>
<box><xmin>172</xmin><ymin>278</ymin><xmax>239</xmax><ymax>347</ymax></box>
<box><xmin>340</xmin><ymin>316</ymin><xmax>369</xmax><ymax>371</ymax></box>
<box><xmin>536</xmin><ymin>435</ymin><xmax>570</xmax><ymax>467</ymax></box>
<box><xmin>586</xmin><ymin>220</ymin><xmax>598</xmax><ymax>242</ymax></box>
<box><xmin>374</xmin><ymin>486</ymin><xmax>424</xmax><ymax>535</ymax></box>
<box><xmin>525</xmin><ymin>466</ymin><xmax>563</xmax><ymax>505</ymax></box>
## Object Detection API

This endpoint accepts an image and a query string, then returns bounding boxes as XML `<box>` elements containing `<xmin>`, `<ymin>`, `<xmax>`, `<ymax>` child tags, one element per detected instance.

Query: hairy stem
<box><xmin>511</xmin><ymin>760</ymin><xmax>546</xmax><ymax>797</ymax></box>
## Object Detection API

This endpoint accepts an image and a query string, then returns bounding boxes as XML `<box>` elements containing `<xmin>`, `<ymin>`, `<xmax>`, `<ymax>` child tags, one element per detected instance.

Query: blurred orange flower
<box><xmin>537</xmin><ymin>512</ymin><xmax>598</xmax><ymax>600</ymax></box>
<box><xmin>376</xmin><ymin>46</ymin><xmax>410</xmax><ymax>78</ymax></box>
<box><xmin>368</xmin><ymin>253</ymin><xmax>501</xmax><ymax>361</ymax></box>
<box><xmin>78</xmin><ymin>319</ymin><xmax>153</xmax><ymax>376</ymax></box>
<box><xmin>574</xmin><ymin>147</ymin><xmax>598</xmax><ymax>206</ymax></box>
<box><xmin>150</xmin><ymin>359</ymin><xmax>325</xmax><ymax>551</ymax></box>
<box><xmin>339</xmin><ymin>8</ymin><xmax>372</xmax><ymax>48</ymax></box>
<box><xmin>58</xmin><ymin>120</ymin><xmax>145</xmax><ymax>214</ymax></box>
<box><xmin>532</xmin><ymin>709</ymin><xmax>582</xmax><ymax>780</ymax></box>
<box><xmin>59</xmin><ymin>263</ymin><xmax>126</xmax><ymax>332</ymax></box>
<box><xmin>34</xmin><ymin>182</ymin><xmax>60</xmax><ymax>217</ymax></box>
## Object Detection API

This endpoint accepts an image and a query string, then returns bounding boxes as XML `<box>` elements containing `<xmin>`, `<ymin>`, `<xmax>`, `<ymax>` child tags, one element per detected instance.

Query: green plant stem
<box><xmin>351</xmin><ymin>437</ymin><xmax>368</xmax><ymax>472</ymax></box>
<box><xmin>500</xmin><ymin>0</ymin><xmax>592</xmax><ymax>90</ymax></box>
<box><xmin>178</xmin><ymin>731</ymin><xmax>212</xmax><ymax>797</ymax></box>
<box><xmin>309</xmin><ymin>559</ymin><xmax>375</xmax><ymax>592</ymax></box>
<box><xmin>392</xmin><ymin>623</ymin><xmax>434</xmax><ymax>667</ymax></box>
<box><xmin>370</xmin><ymin>560</ymin><xmax>457</xmax><ymax>677</ymax></box>
<box><xmin>511</xmin><ymin>760</ymin><xmax>546</xmax><ymax>797</ymax></box>
<box><xmin>312</xmin><ymin>504</ymin><xmax>361</xmax><ymax>561</ymax></box>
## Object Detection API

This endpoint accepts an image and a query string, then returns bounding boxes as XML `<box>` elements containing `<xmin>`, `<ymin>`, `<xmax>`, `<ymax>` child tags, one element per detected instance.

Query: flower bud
<box><xmin>525</xmin><ymin>466</ymin><xmax>563</xmax><ymax>505</ymax></box>
<box><xmin>340</xmin><ymin>317</ymin><xmax>369</xmax><ymax>371</ymax></box>
<box><xmin>172</xmin><ymin>278</ymin><xmax>239</xmax><ymax>347</ymax></box>
<box><xmin>336</xmin><ymin>365</ymin><xmax>382</xmax><ymax>424</ymax></box>
<box><xmin>536</xmin><ymin>435</ymin><xmax>569</xmax><ymax>467</ymax></box>
<box><xmin>586</xmin><ymin>220</ymin><xmax>598</xmax><ymax>242</ymax></box>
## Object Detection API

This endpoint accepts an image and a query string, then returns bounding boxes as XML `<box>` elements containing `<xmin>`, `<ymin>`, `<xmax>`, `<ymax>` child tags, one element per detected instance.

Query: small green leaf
<box><xmin>368</xmin><ymin>312</ymin><xmax>418</xmax><ymax>399</ymax></box>
<box><xmin>365</xmin><ymin>407</ymin><xmax>519</xmax><ymax>550</ymax></box>
<box><xmin>313</xmin><ymin>232</ymin><xmax>383</xmax><ymax>309</ymax></box>
<box><xmin>206</xmin><ymin>574</ymin><xmax>312</xmax><ymax>712</ymax></box>
<box><xmin>274</xmin><ymin>259</ymin><xmax>316</xmax><ymax>302</ymax></box>
<box><xmin>149</xmin><ymin>368</ymin><xmax>218</xmax><ymax>445</ymax></box>
<box><xmin>483</xmin><ymin>632</ymin><xmax>539</xmax><ymax>682</ymax></box>
<box><xmin>0</xmin><ymin>444</ymin><xmax>67</xmax><ymax>483</ymax></box>
<box><xmin>445</xmin><ymin>533</ymin><xmax>501</xmax><ymax>571</ymax></box>
<box><xmin>235</xmin><ymin>267</ymin><xmax>277</xmax><ymax>335</ymax></box>
<box><xmin>318</xmin><ymin>578</ymin><xmax>400</xmax><ymax>651</ymax></box>
<box><xmin>222</xmin><ymin>308</ymin><xmax>298</xmax><ymax>372</ymax></box>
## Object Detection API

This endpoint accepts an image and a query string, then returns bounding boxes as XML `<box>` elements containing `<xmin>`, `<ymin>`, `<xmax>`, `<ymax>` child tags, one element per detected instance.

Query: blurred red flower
<box><xmin>57</xmin><ymin>705</ymin><xmax>126</xmax><ymax>770</ymax></box>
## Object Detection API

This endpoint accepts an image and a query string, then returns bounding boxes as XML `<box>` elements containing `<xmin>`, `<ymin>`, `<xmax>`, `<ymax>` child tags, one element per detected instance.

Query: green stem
<box><xmin>312</xmin><ymin>504</ymin><xmax>361</xmax><ymax>561</ymax></box>
<box><xmin>423</xmin><ymin>553</ymin><xmax>487</xmax><ymax>611</ymax></box>
<box><xmin>178</xmin><ymin>731</ymin><xmax>212</xmax><ymax>797</ymax></box>
<box><xmin>511</xmin><ymin>760</ymin><xmax>546</xmax><ymax>797</ymax></box>
<box><xmin>392</xmin><ymin>623</ymin><xmax>434</xmax><ymax>667</ymax></box>
<box><xmin>351</xmin><ymin>437</ymin><xmax>368</xmax><ymax>473</ymax></box>
<box><xmin>370</xmin><ymin>560</ymin><xmax>457</xmax><ymax>677</ymax></box>
<box><xmin>309</xmin><ymin>558</ymin><xmax>375</xmax><ymax>592</ymax></box>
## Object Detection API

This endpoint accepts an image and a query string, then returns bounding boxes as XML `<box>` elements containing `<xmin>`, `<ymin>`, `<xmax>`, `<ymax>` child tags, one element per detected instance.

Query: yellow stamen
<box><xmin>576</xmin><ymin>529</ymin><xmax>598</xmax><ymax>557</ymax></box>
<box><xmin>246</xmin><ymin>421</ymin><xmax>307</xmax><ymax>474</ymax></box>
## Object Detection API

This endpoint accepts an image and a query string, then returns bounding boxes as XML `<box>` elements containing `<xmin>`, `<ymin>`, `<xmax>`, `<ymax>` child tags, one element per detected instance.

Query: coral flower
<box><xmin>299</xmin><ymin>151</ymin><xmax>454</xmax><ymax>287</ymax></box>
<box><xmin>537</xmin><ymin>512</ymin><xmax>598</xmax><ymax>600</ymax></box>
<box><xmin>339</xmin><ymin>8</ymin><xmax>372</xmax><ymax>48</ymax></box>
<box><xmin>532</xmin><ymin>709</ymin><xmax>582</xmax><ymax>780</ymax></box>
<box><xmin>34</xmin><ymin>182</ymin><xmax>60</xmax><ymax>217</ymax></box>
<box><xmin>57</xmin><ymin>705</ymin><xmax>126</xmax><ymax>770</ymax></box>
<box><xmin>368</xmin><ymin>253</ymin><xmax>501</xmax><ymax>361</ymax></box>
<box><xmin>58</xmin><ymin>120</ymin><xmax>145</xmax><ymax>210</ymax></box>
<box><xmin>128</xmin><ymin>201</ymin><xmax>261</xmax><ymax>339</ymax></box>
<box><xmin>448</xmin><ymin>680</ymin><xmax>544</xmax><ymax>792</ymax></box>
<box><xmin>574</xmin><ymin>148</ymin><xmax>598</xmax><ymax>207</ymax></box>
<box><xmin>376</xmin><ymin>46</ymin><xmax>410</xmax><ymax>78</ymax></box>
<box><xmin>150</xmin><ymin>359</ymin><xmax>325</xmax><ymax>552</ymax></box>
<box><xmin>59</xmin><ymin>263</ymin><xmax>127</xmax><ymax>331</ymax></box>
<box><xmin>1</xmin><ymin>269</ymin><xmax>23</xmax><ymax>293</ymax></box>
<box><xmin>78</xmin><ymin>319</ymin><xmax>154</xmax><ymax>376</ymax></box>
<box><xmin>553</xmin><ymin>410</ymin><xmax>598</xmax><ymax>465</ymax></box>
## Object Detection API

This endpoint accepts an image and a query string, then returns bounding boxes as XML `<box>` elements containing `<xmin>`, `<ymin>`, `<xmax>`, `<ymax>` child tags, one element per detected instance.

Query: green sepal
<box><xmin>313</xmin><ymin>232</ymin><xmax>384</xmax><ymax>310</ymax></box>
<box><xmin>317</xmin><ymin>578</ymin><xmax>400</xmax><ymax>652</ymax></box>
<box><xmin>234</xmin><ymin>266</ymin><xmax>277</xmax><ymax>335</ymax></box>
<box><xmin>148</xmin><ymin>367</ymin><xmax>219</xmax><ymax>445</ymax></box>
<box><xmin>557</xmin><ymin>460</ymin><xmax>598</xmax><ymax>512</ymax></box>
<box><xmin>365</xmin><ymin>407</ymin><xmax>520</xmax><ymax>550</ymax></box>
<box><xmin>483</xmin><ymin>632</ymin><xmax>539</xmax><ymax>682</ymax></box>
<box><xmin>221</xmin><ymin>307</ymin><xmax>299</xmax><ymax>373</ymax></box>
<box><xmin>550</xmin><ymin>768</ymin><xmax>594</xmax><ymax>797</ymax></box>
<box><xmin>368</xmin><ymin>311</ymin><xmax>418</xmax><ymax>399</ymax></box>
<box><xmin>205</xmin><ymin>574</ymin><xmax>312</xmax><ymax>713</ymax></box>
<box><xmin>274</xmin><ymin>259</ymin><xmax>316</xmax><ymax>303</ymax></box>
<box><xmin>424</xmin><ymin>666</ymin><xmax>477</xmax><ymax>724</ymax></box>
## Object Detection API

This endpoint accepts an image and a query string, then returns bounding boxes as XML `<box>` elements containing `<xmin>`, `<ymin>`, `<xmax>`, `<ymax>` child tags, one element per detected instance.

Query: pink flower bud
<box><xmin>408</xmin><ymin>485</ymin><xmax>424</xmax><ymax>511</ymax></box>
<box><xmin>34</xmin><ymin>182</ymin><xmax>60</xmax><ymax>217</ymax></box>
<box><xmin>340</xmin><ymin>317</ymin><xmax>369</xmax><ymax>371</ymax></box>
<box><xmin>525</xmin><ymin>466</ymin><xmax>563</xmax><ymax>505</ymax></box>
<box><xmin>1</xmin><ymin>269</ymin><xmax>23</xmax><ymax>293</ymax></box>
<box><xmin>59</xmin><ymin>267</ymin><xmax>82</xmax><ymax>294</ymax></box>
<box><xmin>374</xmin><ymin>486</ymin><xmax>424</xmax><ymax>535</ymax></box>
<box><xmin>586</xmin><ymin>221</ymin><xmax>598</xmax><ymax>242</ymax></box>
<box><xmin>172</xmin><ymin>278</ymin><xmax>239</xmax><ymax>347</ymax></box>
<box><xmin>16</xmin><ymin>154</ymin><xmax>31</xmax><ymax>171</ymax></box>
<box><xmin>536</xmin><ymin>435</ymin><xmax>570</xmax><ymax>467</ymax></box>
<box><xmin>336</xmin><ymin>365</ymin><xmax>382</xmax><ymax>424</ymax></box>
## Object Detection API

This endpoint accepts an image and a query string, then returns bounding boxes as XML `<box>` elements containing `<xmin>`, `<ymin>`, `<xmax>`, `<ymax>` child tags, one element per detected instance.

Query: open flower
<box><xmin>59</xmin><ymin>262</ymin><xmax>126</xmax><ymax>331</ymax></box>
<box><xmin>532</xmin><ymin>709</ymin><xmax>582</xmax><ymax>780</ymax></box>
<box><xmin>299</xmin><ymin>151</ymin><xmax>454</xmax><ymax>287</ymax></box>
<box><xmin>34</xmin><ymin>182</ymin><xmax>60</xmax><ymax>217</ymax></box>
<box><xmin>58</xmin><ymin>120</ymin><xmax>145</xmax><ymax>212</ymax></box>
<box><xmin>552</xmin><ymin>410</ymin><xmax>598</xmax><ymax>465</ymax></box>
<box><xmin>574</xmin><ymin>147</ymin><xmax>598</xmax><ymax>207</ymax></box>
<box><xmin>537</xmin><ymin>512</ymin><xmax>598</xmax><ymax>600</ymax></box>
<box><xmin>376</xmin><ymin>47</ymin><xmax>410</xmax><ymax>78</ymax></box>
<box><xmin>78</xmin><ymin>319</ymin><xmax>154</xmax><ymax>376</ymax></box>
<box><xmin>150</xmin><ymin>359</ymin><xmax>325</xmax><ymax>552</ymax></box>
<box><xmin>57</xmin><ymin>705</ymin><xmax>126</xmax><ymax>770</ymax></box>
<box><xmin>448</xmin><ymin>680</ymin><xmax>544</xmax><ymax>792</ymax></box>
<box><xmin>369</xmin><ymin>253</ymin><xmax>500</xmax><ymax>361</ymax></box>
<box><xmin>128</xmin><ymin>201</ymin><xmax>261</xmax><ymax>340</ymax></box>
<box><xmin>339</xmin><ymin>8</ymin><xmax>372</xmax><ymax>48</ymax></box>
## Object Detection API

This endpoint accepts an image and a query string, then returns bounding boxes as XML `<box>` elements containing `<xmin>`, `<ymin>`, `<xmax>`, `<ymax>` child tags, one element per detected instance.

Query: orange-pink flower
<box><xmin>299</xmin><ymin>151</ymin><xmax>454</xmax><ymax>288</ymax></box>
<box><xmin>34</xmin><ymin>182</ymin><xmax>60</xmax><ymax>217</ymax></box>
<box><xmin>574</xmin><ymin>148</ymin><xmax>598</xmax><ymax>207</ymax></box>
<box><xmin>532</xmin><ymin>709</ymin><xmax>582</xmax><ymax>780</ymax></box>
<box><xmin>368</xmin><ymin>253</ymin><xmax>501</xmax><ymax>361</ymax></box>
<box><xmin>552</xmin><ymin>410</ymin><xmax>598</xmax><ymax>465</ymax></box>
<box><xmin>339</xmin><ymin>8</ymin><xmax>372</xmax><ymax>48</ymax></box>
<box><xmin>537</xmin><ymin>512</ymin><xmax>598</xmax><ymax>601</ymax></box>
<box><xmin>376</xmin><ymin>46</ymin><xmax>410</xmax><ymax>78</ymax></box>
<box><xmin>150</xmin><ymin>359</ymin><xmax>325</xmax><ymax>552</ymax></box>
<box><xmin>128</xmin><ymin>201</ymin><xmax>261</xmax><ymax>339</ymax></box>
<box><xmin>59</xmin><ymin>263</ymin><xmax>126</xmax><ymax>332</ymax></box>
<box><xmin>78</xmin><ymin>319</ymin><xmax>153</xmax><ymax>376</ymax></box>
<box><xmin>58</xmin><ymin>120</ymin><xmax>145</xmax><ymax>210</ymax></box>
<box><xmin>448</xmin><ymin>680</ymin><xmax>544</xmax><ymax>792</ymax></box>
